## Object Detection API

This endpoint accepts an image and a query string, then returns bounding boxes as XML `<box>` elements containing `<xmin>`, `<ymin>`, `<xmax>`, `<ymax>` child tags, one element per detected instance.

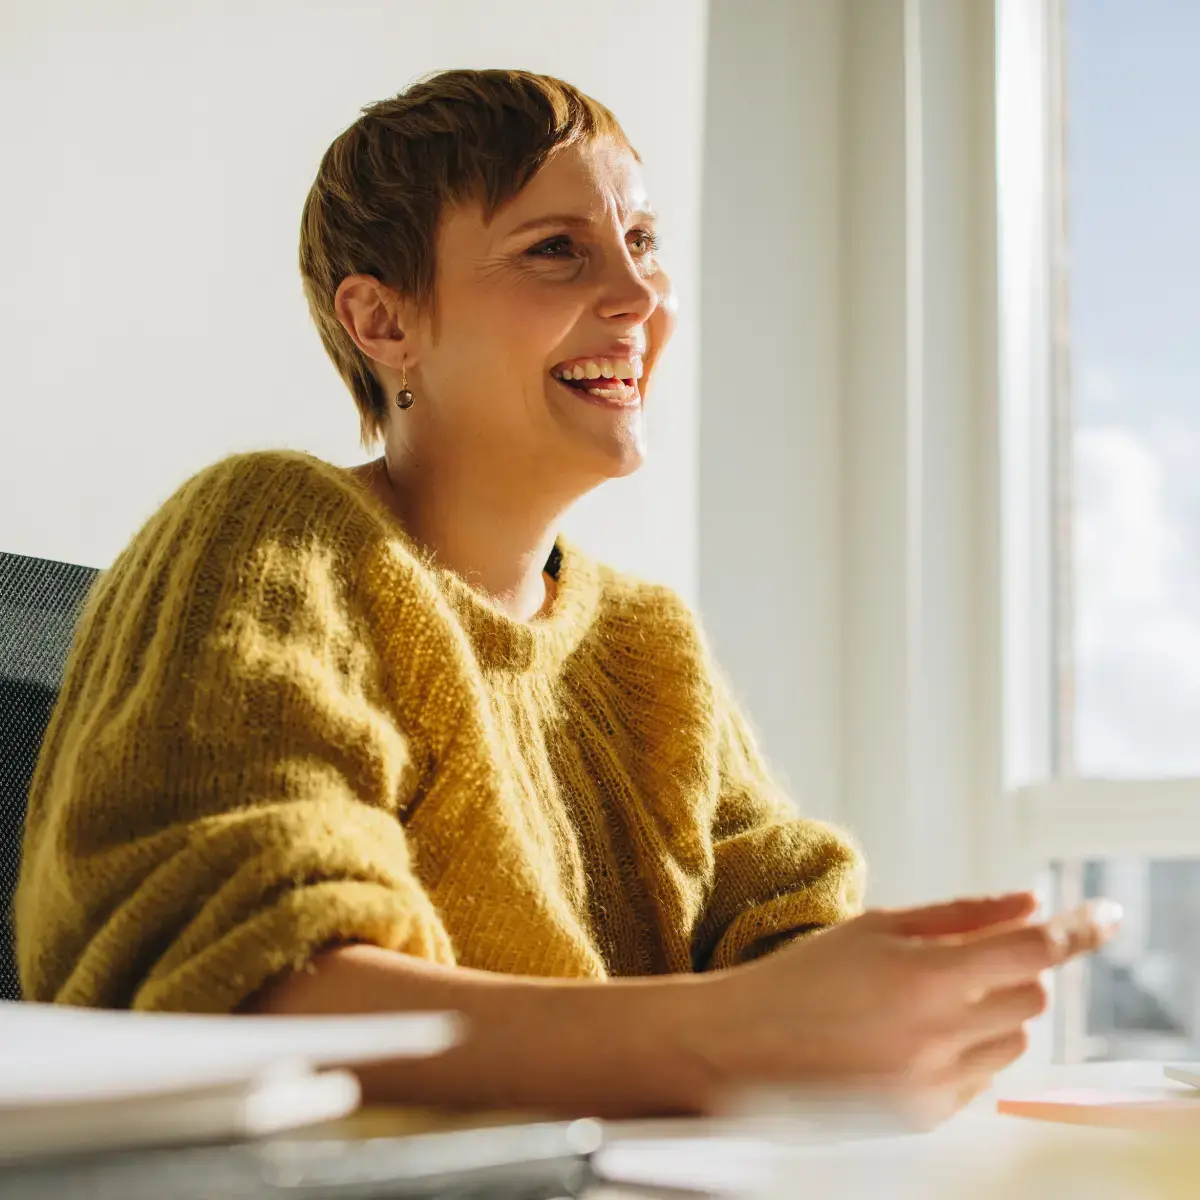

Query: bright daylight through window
<box><xmin>1052</xmin><ymin>0</ymin><xmax>1200</xmax><ymax>1063</ymax></box>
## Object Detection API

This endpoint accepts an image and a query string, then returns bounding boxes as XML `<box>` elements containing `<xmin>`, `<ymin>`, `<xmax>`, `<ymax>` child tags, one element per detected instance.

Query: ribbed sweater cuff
<box><xmin>706</xmin><ymin>889</ymin><xmax>847</xmax><ymax>972</ymax></box>
<box><xmin>130</xmin><ymin>879</ymin><xmax>455</xmax><ymax>1014</ymax></box>
<box><xmin>48</xmin><ymin>798</ymin><xmax>458</xmax><ymax>1013</ymax></box>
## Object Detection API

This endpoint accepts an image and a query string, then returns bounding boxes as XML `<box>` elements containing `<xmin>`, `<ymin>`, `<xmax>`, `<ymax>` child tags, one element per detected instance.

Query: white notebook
<box><xmin>0</xmin><ymin>1062</ymin><xmax>361</xmax><ymax>1161</ymax></box>
<box><xmin>0</xmin><ymin>1001</ymin><xmax>458</xmax><ymax>1105</ymax></box>
<box><xmin>0</xmin><ymin>1001</ymin><xmax>459</xmax><ymax>1162</ymax></box>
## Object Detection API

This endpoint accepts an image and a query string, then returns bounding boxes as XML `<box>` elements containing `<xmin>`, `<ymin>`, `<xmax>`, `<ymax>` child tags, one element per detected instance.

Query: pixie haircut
<box><xmin>299</xmin><ymin>68</ymin><xmax>637</xmax><ymax>450</ymax></box>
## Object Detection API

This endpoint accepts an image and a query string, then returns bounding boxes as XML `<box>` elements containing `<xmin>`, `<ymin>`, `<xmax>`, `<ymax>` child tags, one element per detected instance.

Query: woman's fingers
<box><xmin>958</xmin><ymin>980</ymin><xmax>1049</xmax><ymax>1043</ymax></box>
<box><xmin>910</xmin><ymin>1075</ymin><xmax>994</xmax><ymax>1131</ymax></box>
<box><xmin>925</xmin><ymin>899</ymin><xmax>1122</xmax><ymax>993</ymax></box>
<box><xmin>955</xmin><ymin>1026</ymin><xmax>1030</xmax><ymax>1079</ymax></box>
<box><xmin>955</xmin><ymin>1076</ymin><xmax>992</xmax><ymax>1112</ymax></box>
<box><xmin>1045</xmin><ymin>899</ymin><xmax>1123</xmax><ymax>954</ymax></box>
<box><xmin>895</xmin><ymin>1067</ymin><xmax>1000</xmax><ymax>1132</ymax></box>
<box><xmin>878</xmin><ymin>892</ymin><xmax>1038</xmax><ymax>939</ymax></box>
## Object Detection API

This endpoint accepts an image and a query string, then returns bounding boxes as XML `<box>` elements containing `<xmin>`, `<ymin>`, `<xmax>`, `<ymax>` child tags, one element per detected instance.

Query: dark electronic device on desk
<box><xmin>0</xmin><ymin>1118</ymin><xmax>605</xmax><ymax>1200</ymax></box>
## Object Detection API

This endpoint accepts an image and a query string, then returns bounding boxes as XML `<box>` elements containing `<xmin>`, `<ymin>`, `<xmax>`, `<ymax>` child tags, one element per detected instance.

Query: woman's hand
<box><xmin>243</xmin><ymin>893</ymin><xmax>1117</xmax><ymax>1123</ymax></box>
<box><xmin>699</xmin><ymin>892</ymin><xmax>1120</xmax><ymax>1129</ymax></box>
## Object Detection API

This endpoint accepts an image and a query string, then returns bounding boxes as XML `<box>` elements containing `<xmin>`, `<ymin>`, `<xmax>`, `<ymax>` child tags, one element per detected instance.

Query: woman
<box><xmin>15</xmin><ymin>69</ymin><xmax>1112</xmax><ymax>1124</ymax></box>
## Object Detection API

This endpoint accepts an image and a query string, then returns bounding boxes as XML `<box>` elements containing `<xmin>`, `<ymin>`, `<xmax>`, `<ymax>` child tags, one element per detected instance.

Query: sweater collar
<box><xmin>331</xmin><ymin>456</ymin><xmax>600</xmax><ymax>677</ymax></box>
<box><xmin>429</xmin><ymin>533</ymin><xmax>599</xmax><ymax>675</ymax></box>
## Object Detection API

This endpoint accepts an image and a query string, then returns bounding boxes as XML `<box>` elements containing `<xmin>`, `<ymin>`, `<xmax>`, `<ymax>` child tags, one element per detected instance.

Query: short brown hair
<box><xmin>299</xmin><ymin>68</ymin><xmax>637</xmax><ymax>450</ymax></box>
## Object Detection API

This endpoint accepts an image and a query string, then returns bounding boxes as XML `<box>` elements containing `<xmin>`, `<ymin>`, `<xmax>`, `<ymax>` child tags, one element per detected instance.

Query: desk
<box><xmin>306</xmin><ymin>1062</ymin><xmax>1200</xmax><ymax>1197</ymax></box>
<box><xmin>749</xmin><ymin>1062</ymin><xmax>1197</xmax><ymax>1199</ymax></box>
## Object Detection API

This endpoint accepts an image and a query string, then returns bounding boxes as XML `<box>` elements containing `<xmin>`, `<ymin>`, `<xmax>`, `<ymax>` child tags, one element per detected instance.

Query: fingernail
<box><xmin>1087</xmin><ymin>898</ymin><xmax>1124</xmax><ymax>930</ymax></box>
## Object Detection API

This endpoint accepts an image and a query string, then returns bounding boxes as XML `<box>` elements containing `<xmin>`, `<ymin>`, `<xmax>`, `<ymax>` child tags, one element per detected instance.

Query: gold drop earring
<box><xmin>395</xmin><ymin>364</ymin><xmax>415</xmax><ymax>410</ymax></box>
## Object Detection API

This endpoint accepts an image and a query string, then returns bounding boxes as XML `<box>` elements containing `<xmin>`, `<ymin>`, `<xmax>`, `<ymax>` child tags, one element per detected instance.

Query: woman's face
<box><xmin>400</xmin><ymin>136</ymin><xmax>676</xmax><ymax>489</ymax></box>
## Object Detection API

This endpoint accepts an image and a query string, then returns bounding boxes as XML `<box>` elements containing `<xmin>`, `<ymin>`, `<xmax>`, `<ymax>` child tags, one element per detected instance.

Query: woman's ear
<box><xmin>333</xmin><ymin>275</ymin><xmax>408</xmax><ymax>369</ymax></box>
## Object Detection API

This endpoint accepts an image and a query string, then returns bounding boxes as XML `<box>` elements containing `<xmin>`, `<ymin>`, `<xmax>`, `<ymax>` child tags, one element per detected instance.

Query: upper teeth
<box><xmin>552</xmin><ymin>357</ymin><xmax>643</xmax><ymax>382</ymax></box>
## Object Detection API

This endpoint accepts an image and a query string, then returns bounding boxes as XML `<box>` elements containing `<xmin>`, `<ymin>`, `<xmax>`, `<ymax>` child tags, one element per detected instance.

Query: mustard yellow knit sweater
<box><xmin>15</xmin><ymin>450</ymin><xmax>864</xmax><ymax>1013</ymax></box>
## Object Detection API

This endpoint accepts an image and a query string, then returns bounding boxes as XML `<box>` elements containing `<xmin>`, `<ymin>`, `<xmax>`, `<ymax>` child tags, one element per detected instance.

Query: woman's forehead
<box><xmin>434</xmin><ymin>142</ymin><xmax>654</xmax><ymax>270</ymax></box>
<box><xmin>474</xmin><ymin>141</ymin><xmax>652</xmax><ymax>237</ymax></box>
<box><xmin>531</xmin><ymin>138</ymin><xmax>647</xmax><ymax>206</ymax></box>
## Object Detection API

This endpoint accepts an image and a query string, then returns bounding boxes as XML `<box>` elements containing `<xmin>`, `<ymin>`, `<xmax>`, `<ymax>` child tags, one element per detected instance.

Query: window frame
<box><xmin>718</xmin><ymin>0</ymin><xmax>1200</xmax><ymax>940</ymax></box>
<box><xmin>836</xmin><ymin>0</ymin><xmax>1200</xmax><ymax>1062</ymax></box>
<box><xmin>996</xmin><ymin>0</ymin><xmax>1200</xmax><ymax>869</ymax></box>
<box><xmin>995</xmin><ymin>0</ymin><xmax>1200</xmax><ymax>1062</ymax></box>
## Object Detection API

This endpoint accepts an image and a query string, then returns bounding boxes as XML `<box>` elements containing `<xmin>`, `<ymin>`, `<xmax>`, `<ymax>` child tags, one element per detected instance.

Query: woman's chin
<box><xmin>547</xmin><ymin>385</ymin><xmax>647</xmax><ymax>479</ymax></box>
<box><xmin>605</xmin><ymin>443</ymin><xmax>647</xmax><ymax>480</ymax></box>
<box><xmin>588</xmin><ymin>414</ymin><xmax>648</xmax><ymax>476</ymax></box>
<box><xmin>559</xmin><ymin>428</ymin><xmax>646</xmax><ymax>483</ymax></box>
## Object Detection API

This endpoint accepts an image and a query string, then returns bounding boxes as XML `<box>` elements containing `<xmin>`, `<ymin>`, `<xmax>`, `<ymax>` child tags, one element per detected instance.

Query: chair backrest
<box><xmin>0</xmin><ymin>552</ymin><xmax>102</xmax><ymax>1001</ymax></box>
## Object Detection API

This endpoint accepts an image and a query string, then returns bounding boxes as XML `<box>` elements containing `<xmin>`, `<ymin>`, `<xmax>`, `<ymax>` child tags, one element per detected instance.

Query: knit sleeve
<box><xmin>15</xmin><ymin>453</ymin><xmax>455</xmax><ymax>1013</ymax></box>
<box><xmin>693</xmin><ymin>668</ymin><xmax>866</xmax><ymax>971</ymax></box>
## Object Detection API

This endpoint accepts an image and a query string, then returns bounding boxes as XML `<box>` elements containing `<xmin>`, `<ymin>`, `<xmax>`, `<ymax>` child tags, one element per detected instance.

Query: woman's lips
<box><xmin>551</xmin><ymin>374</ymin><xmax>641</xmax><ymax>408</ymax></box>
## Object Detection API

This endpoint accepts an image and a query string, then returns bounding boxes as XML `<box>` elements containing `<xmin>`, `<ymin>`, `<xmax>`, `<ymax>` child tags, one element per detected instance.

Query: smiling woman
<box><xmin>302</xmin><ymin>71</ymin><xmax>673</xmax><ymax>501</ymax></box>
<box><xmin>14</xmin><ymin>67</ymin><xmax>1113</xmax><ymax>1125</ymax></box>
<box><xmin>329</xmin><ymin>133</ymin><xmax>670</xmax><ymax>513</ymax></box>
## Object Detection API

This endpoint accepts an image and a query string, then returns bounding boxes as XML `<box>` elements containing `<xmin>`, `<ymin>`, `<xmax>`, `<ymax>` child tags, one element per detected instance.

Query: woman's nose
<box><xmin>595</xmin><ymin>256</ymin><xmax>661</xmax><ymax>325</ymax></box>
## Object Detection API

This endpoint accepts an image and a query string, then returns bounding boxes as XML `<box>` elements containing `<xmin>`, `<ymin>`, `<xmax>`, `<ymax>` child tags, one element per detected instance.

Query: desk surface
<box><xmin>303</xmin><ymin>1061</ymin><xmax>1199</xmax><ymax>1198</ymax></box>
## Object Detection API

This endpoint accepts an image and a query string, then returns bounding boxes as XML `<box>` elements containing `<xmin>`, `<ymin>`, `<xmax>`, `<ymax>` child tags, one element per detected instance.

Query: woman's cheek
<box><xmin>644</xmin><ymin>270</ymin><xmax>678</xmax><ymax>384</ymax></box>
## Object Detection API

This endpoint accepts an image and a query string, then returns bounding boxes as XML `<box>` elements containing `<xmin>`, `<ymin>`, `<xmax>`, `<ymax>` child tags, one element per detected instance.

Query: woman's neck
<box><xmin>359</xmin><ymin>455</ymin><xmax>562</xmax><ymax>623</ymax></box>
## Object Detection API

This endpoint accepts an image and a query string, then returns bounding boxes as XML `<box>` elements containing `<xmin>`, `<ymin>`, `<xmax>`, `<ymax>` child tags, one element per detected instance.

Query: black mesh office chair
<box><xmin>0</xmin><ymin>551</ymin><xmax>102</xmax><ymax>1001</ymax></box>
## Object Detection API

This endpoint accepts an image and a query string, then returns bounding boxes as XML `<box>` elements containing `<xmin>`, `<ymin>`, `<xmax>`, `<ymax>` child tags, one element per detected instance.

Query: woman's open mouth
<box><xmin>550</xmin><ymin>355</ymin><xmax>643</xmax><ymax>408</ymax></box>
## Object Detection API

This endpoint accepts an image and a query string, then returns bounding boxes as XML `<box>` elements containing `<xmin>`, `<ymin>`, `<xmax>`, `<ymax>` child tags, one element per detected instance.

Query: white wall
<box><xmin>0</xmin><ymin>0</ymin><xmax>706</xmax><ymax>607</ymax></box>
<box><xmin>699</xmin><ymin>0</ymin><xmax>845</xmax><ymax>823</ymax></box>
<box><xmin>700</xmin><ymin>0</ymin><xmax>1001</xmax><ymax>907</ymax></box>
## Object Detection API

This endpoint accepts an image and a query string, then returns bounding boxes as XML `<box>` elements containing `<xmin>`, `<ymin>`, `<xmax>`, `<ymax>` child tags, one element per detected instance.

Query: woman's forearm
<box><xmin>246</xmin><ymin>944</ymin><xmax>726</xmax><ymax>1119</ymax></box>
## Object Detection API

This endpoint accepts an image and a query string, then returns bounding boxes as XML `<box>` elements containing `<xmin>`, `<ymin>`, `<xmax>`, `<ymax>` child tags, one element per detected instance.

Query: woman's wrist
<box><xmin>586</xmin><ymin>966</ymin><xmax>734</xmax><ymax>1116</ymax></box>
<box><xmin>498</xmin><ymin>966</ymin><xmax>731</xmax><ymax>1117</ymax></box>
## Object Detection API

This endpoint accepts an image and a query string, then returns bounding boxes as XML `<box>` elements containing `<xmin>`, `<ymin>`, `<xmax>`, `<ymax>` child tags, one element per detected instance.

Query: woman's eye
<box><xmin>629</xmin><ymin>229</ymin><xmax>660</xmax><ymax>255</ymax></box>
<box><xmin>528</xmin><ymin>235</ymin><xmax>577</xmax><ymax>258</ymax></box>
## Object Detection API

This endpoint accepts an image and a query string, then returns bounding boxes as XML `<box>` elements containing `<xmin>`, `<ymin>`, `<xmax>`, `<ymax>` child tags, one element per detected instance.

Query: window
<box><xmin>1061</xmin><ymin>0</ymin><xmax>1200</xmax><ymax>782</ymax></box>
<box><xmin>808</xmin><ymin>4</ymin><xmax>1200</xmax><ymax>1062</ymax></box>
<box><xmin>1051</xmin><ymin>859</ymin><xmax>1200</xmax><ymax>1062</ymax></box>
<box><xmin>1043</xmin><ymin>0</ymin><xmax>1200</xmax><ymax>1062</ymax></box>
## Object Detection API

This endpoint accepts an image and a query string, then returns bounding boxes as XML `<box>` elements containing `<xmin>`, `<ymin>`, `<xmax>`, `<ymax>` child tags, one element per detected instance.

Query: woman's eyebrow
<box><xmin>503</xmin><ymin>209</ymin><xmax>659</xmax><ymax>238</ymax></box>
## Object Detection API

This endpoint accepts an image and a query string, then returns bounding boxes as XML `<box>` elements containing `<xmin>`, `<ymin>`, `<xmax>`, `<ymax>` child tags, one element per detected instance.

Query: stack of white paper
<box><xmin>0</xmin><ymin>1001</ymin><xmax>459</xmax><ymax>1161</ymax></box>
